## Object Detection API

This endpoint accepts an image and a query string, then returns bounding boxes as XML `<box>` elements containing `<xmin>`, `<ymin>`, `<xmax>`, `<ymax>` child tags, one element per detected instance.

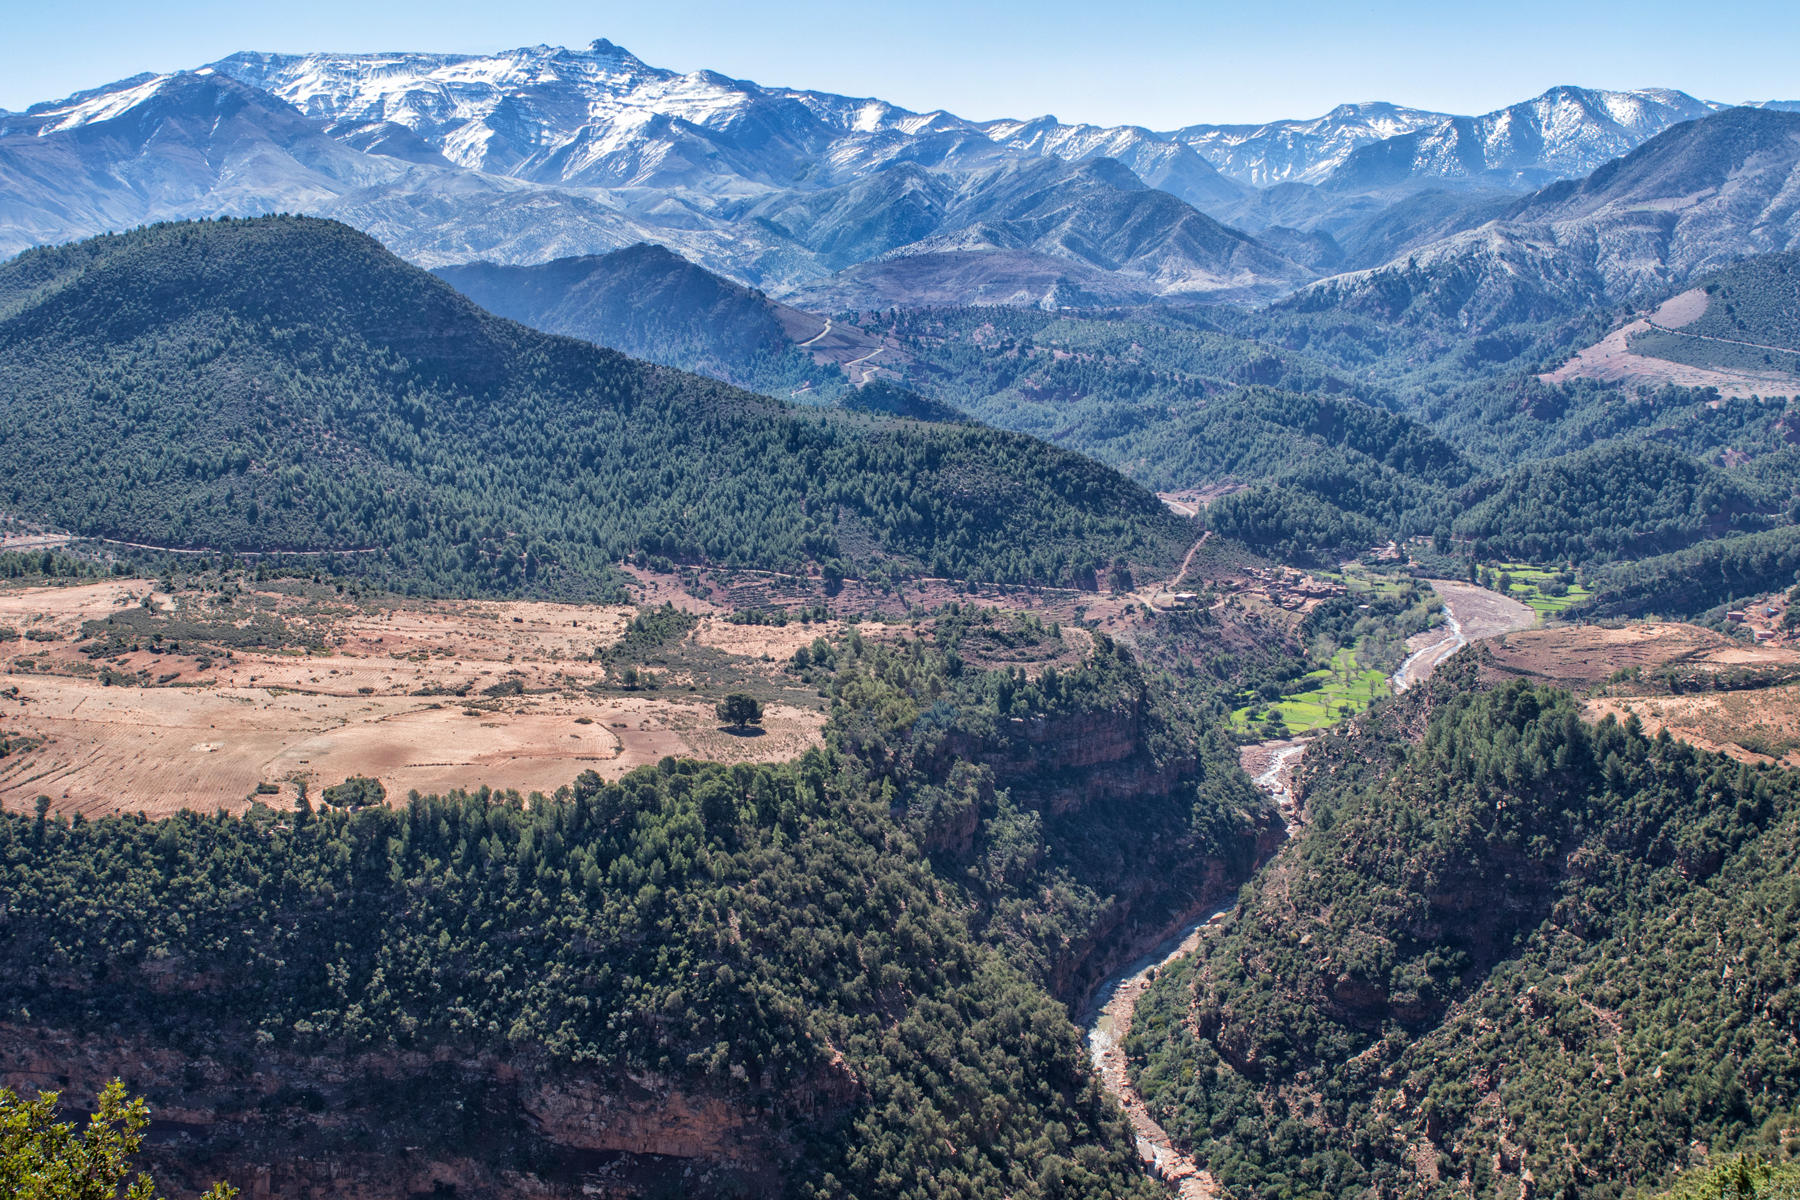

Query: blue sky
<box><xmin>4</xmin><ymin>0</ymin><xmax>1795</xmax><ymax>126</ymax></box>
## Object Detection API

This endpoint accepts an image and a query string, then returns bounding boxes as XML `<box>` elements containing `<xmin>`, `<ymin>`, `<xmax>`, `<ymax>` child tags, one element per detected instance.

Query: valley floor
<box><xmin>1083</xmin><ymin>579</ymin><xmax>1476</xmax><ymax>1186</ymax></box>
<box><xmin>1083</xmin><ymin>577</ymin><xmax>1556</xmax><ymax>1194</ymax></box>
<box><xmin>1083</xmin><ymin>736</ymin><xmax>1309</xmax><ymax>1199</ymax></box>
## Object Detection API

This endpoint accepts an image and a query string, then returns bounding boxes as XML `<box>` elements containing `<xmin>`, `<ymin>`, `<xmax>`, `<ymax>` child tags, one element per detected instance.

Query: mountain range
<box><xmin>1294</xmin><ymin>106</ymin><xmax>1800</xmax><ymax>332</ymax></box>
<box><xmin>1</xmin><ymin>39</ymin><xmax>1796</xmax><ymax>309</ymax></box>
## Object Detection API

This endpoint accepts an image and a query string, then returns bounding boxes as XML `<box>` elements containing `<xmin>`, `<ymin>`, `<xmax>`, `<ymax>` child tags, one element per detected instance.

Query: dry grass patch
<box><xmin>0</xmin><ymin>579</ymin><xmax>838</xmax><ymax>818</ymax></box>
<box><xmin>1486</xmin><ymin>622</ymin><xmax>1800</xmax><ymax>688</ymax></box>
<box><xmin>1585</xmin><ymin>686</ymin><xmax>1800</xmax><ymax>766</ymax></box>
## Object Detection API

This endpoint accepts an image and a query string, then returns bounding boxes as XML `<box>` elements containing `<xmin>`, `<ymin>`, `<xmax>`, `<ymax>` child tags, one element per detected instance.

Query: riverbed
<box><xmin>1081</xmin><ymin>578</ymin><xmax>1531</xmax><ymax>1193</ymax></box>
<box><xmin>1394</xmin><ymin>579</ymin><xmax>1536</xmax><ymax>691</ymax></box>
<box><xmin>1079</xmin><ymin>738</ymin><xmax>1307</xmax><ymax>1197</ymax></box>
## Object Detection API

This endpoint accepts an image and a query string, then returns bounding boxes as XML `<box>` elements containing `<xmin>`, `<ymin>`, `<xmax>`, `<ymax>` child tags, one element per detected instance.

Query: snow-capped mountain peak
<box><xmin>15</xmin><ymin>72</ymin><xmax>177</xmax><ymax>135</ymax></box>
<box><xmin>1172</xmin><ymin>102</ymin><xmax>1451</xmax><ymax>185</ymax></box>
<box><xmin>209</xmin><ymin>43</ymin><xmax>813</xmax><ymax>181</ymax></box>
<box><xmin>1319</xmin><ymin>84</ymin><xmax>1725</xmax><ymax>191</ymax></box>
<box><xmin>3</xmin><ymin>39</ymin><xmax>1792</xmax><ymax>311</ymax></box>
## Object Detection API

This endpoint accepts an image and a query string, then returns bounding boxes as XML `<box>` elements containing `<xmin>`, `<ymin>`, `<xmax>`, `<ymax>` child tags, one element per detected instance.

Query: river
<box><xmin>1080</xmin><ymin>579</ymin><xmax>1532</xmax><ymax>1193</ymax></box>
<box><xmin>1394</xmin><ymin>579</ymin><xmax>1537</xmax><ymax>691</ymax></box>
<box><xmin>1079</xmin><ymin>738</ymin><xmax>1305</xmax><ymax>1197</ymax></box>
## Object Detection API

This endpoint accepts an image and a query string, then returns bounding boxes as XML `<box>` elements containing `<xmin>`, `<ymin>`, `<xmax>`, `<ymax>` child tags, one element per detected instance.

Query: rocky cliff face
<box><xmin>914</xmin><ymin>683</ymin><xmax>1284</xmax><ymax>1007</ymax></box>
<box><xmin>942</xmin><ymin>695</ymin><xmax>1176</xmax><ymax>818</ymax></box>
<box><xmin>0</xmin><ymin>1020</ymin><xmax>843</xmax><ymax>1198</ymax></box>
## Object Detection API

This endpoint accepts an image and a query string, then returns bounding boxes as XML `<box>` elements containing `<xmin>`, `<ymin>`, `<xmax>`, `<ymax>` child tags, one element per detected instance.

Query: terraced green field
<box><xmin>1492</xmin><ymin>563</ymin><xmax>1591</xmax><ymax>617</ymax></box>
<box><xmin>1235</xmin><ymin>647</ymin><xmax>1391</xmax><ymax>736</ymax></box>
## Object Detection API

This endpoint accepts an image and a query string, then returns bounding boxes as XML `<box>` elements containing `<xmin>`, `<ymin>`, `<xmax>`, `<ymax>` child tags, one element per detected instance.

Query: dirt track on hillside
<box><xmin>1541</xmin><ymin>288</ymin><xmax>1799</xmax><ymax>399</ymax></box>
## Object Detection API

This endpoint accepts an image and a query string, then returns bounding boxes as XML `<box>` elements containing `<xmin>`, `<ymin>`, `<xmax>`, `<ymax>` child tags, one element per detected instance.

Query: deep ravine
<box><xmin>1082</xmin><ymin>579</ymin><xmax>1530</xmax><ymax>1194</ymax></box>
<box><xmin>1080</xmin><ymin>737</ymin><xmax>1307</xmax><ymax>1199</ymax></box>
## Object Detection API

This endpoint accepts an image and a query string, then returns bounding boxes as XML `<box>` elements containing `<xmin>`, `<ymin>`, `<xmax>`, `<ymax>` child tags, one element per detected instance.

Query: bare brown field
<box><xmin>0</xmin><ymin>580</ymin><xmax>836</xmax><ymax>818</ymax></box>
<box><xmin>624</xmin><ymin>558</ymin><xmax>1184</xmax><ymax>638</ymax></box>
<box><xmin>1585</xmin><ymin>686</ymin><xmax>1800</xmax><ymax>767</ymax></box>
<box><xmin>1486</xmin><ymin>621</ymin><xmax>1800</xmax><ymax>687</ymax></box>
<box><xmin>1541</xmin><ymin>288</ymin><xmax>1799</xmax><ymax>399</ymax></box>
<box><xmin>1481</xmin><ymin>619</ymin><xmax>1800</xmax><ymax>763</ymax></box>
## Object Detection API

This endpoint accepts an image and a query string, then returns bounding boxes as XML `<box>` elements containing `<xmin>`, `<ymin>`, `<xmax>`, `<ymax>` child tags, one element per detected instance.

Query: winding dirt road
<box><xmin>844</xmin><ymin>345</ymin><xmax>887</xmax><ymax>384</ymax></box>
<box><xmin>1170</xmin><ymin>530</ymin><xmax>1211</xmax><ymax>590</ymax></box>
<box><xmin>795</xmin><ymin>318</ymin><xmax>833</xmax><ymax>348</ymax></box>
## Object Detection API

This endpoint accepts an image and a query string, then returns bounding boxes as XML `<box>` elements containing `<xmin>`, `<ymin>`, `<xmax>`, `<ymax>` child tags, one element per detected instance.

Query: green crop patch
<box><xmin>1489</xmin><ymin>562</ymin><xmax>1591</xmax><ymax>617</ymax></box>
<box><xmin>1235</xmin><ymin>647</ymin><xmax>1391</xmax><ymax>736</ymax></box>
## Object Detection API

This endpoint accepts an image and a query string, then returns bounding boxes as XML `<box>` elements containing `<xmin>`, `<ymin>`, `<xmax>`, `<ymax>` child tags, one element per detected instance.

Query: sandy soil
<box><xmin>0</xmin><ymin>580</ymin><xmax>148</xmax><ymax>631</ymax></box>
<box><xmin>1584</xmin><ymin>685</ymin><xmax>1800</xmax><ymax>767</ymax></box>
<box><xmin>0</xmin><ymin>581</ymin><xmax>829</xmax><ymax>818</ymax></box>
<box><xmin>1541</xmin><ymin>288</ymin><xmax>1799</xmax><ymax>399</ymax></box>
<box><xmin>1428</xmin><ymin>579</ymin><xmax>1538</xmax><ymax>642</ymax></box>
<box><xmin>690</xmin><ymin>618</ymin><xmax>837</xmax><ymax>660</ymax></box>
<box><xmin>1393</xmin><ymin>580</ymin><xmax>1536</xmax><ymax>692</ymax></box>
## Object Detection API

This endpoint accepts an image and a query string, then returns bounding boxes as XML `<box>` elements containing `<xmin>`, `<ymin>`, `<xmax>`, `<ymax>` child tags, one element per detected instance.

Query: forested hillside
<box><xmin>859</xmin><ymin>307</ymin><xmax>1475</xmax><ymax>561</ymax></box>
<box><xmin>0</xmin><ymin>218</ymin><xmax>1189</xmax><ymax>598</ymax></box>
<box><xmin>849</xmin><ymin>286</ymin><xmax>1800</xmax><ymax>580</ymax></box>
<box><xmin>862</xmin><ymin>307</ymin><xmax>1367</xmax><ymax>460</ymax></box>
<box><xmin>0</xmin><ymin>602</ymin><xmax>1283</xmax><ymax>1198</ymax></box>
<box><xmin>1652</xmin><ymin>1154</ymin><xmax>1800</xmax><ymax>1200</ymax></box>
<box><xmin>1452</xmin><ymin>439</ymin><xmax>1782</xmax><ymax>563</ymax></box>
<box><xmin>1583</xmin><ymin>523</ymin><xmax>1800</xmax><ymax>617</ymax></box>
<box><xmin>822</xmin><ymin>607</ymin><xmax>1280</xmax><ymax>997</ymax></box>
<box><xmin>1127</xmin><ymin>660</ymin><xmax>1800</xmax><ymax>1199</ymax></box>
<box><xmin>8</xmin><ymin>32</ymin><xmax>1800</xmax><ymax>1200</ymax></box>
<box><xmin>0</xmin><ymin>759</ymin><xmax>1162</xmax><ymax>1200</ymax></box>
<box><xmin>400</xmin><ymin>237</ymin><xmax>1800</xmax><ymax>581</ymax></box>
<box><xmin>435</xmin><ymin>245</ymin><xmax>840</xmax><ymax>398</ymax></box>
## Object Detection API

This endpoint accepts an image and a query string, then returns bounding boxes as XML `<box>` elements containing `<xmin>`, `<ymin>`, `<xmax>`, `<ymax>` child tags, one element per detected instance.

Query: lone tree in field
<box><xmin>0</xmin><ymin>1079</ymin><xmax>236</xmax><ymax>1199</ymax></box>
<box><xmin>716</xmin><ymin>693</ymin><xmax>764</xmax><ymax>730</ymax></box>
